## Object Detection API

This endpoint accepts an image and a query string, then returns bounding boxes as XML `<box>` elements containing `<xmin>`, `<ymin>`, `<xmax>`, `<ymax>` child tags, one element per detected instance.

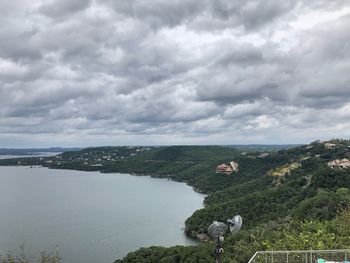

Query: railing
<box><xmin>248</xmin><ymin>249</ymin><xmax>350</xmax><ymax>263</ymax></box>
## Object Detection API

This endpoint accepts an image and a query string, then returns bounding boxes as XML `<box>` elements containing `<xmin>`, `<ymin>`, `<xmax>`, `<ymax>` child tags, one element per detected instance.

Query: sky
<box><xmin>0</xmin><ymin>0</ymin><xmax>350</xmax><ymax>147</ymax></box>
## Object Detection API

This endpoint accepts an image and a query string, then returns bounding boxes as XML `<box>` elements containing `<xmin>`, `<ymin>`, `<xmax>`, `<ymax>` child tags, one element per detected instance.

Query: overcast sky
<box><xmin>0</xmin><ymin>0</ymin><xmax>350</xmax><ymax>147</ymax></box>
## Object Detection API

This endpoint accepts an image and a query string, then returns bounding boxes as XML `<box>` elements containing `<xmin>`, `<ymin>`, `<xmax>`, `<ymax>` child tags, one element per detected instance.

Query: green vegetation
<box><xmin>1</xmin><ymin>139</ymin><xmax>350</xmax><ymax>263</ymax></box>
<box><xmin>227</xmin><ymin>144</ymin><xmax>303</xmax><ymax>152</ymax></box>
<box><xmin>116</xmin><ymin>207</ymin><xmax>350</xmax><ymax>263</ymax></box>
<box><xmin>0</xmin><ymin>146</ymin><xmax>244</xmax><ymax>193</ymax></box>
<box><xmin>0</xmin><ymin>246</ymin><xmax>60</xmax><ymax>263</ymax></box>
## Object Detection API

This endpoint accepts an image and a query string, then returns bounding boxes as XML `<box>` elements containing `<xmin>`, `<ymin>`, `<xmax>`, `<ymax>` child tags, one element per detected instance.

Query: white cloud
<box><xmin>0</xmin><ymin>0</ymin><xmax>349</xmax><ymax>147</ymax></box>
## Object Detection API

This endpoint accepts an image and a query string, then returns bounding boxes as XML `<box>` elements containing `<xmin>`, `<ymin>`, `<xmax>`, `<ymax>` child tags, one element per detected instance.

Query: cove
<box><xmin>0</xmin><ymin>166</ymin><xmax>204</xmax><ymax>263</ymax></box>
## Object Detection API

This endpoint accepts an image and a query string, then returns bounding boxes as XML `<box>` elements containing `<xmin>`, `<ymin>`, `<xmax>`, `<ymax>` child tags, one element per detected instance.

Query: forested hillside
<box><xmin>116</xmin><ymin>140</ymin><xmax>350</xmax><ymax>263</ymax></box>
<box><xmin>1</xmin><ymin>140</ymin><xmax>350</xmax><ymax>263</ymax></box>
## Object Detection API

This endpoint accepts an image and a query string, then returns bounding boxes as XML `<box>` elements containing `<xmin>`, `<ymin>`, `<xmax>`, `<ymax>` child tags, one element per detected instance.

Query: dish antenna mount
<box><xmin>207</xmin><ymin>215</ymin><xmax>242</xmax><ymax>263</ymax></box>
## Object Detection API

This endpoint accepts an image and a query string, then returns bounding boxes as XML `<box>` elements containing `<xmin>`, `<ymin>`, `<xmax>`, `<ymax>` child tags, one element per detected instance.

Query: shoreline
<box><xmin>1</xmin><ymin>162</ymin><xmax>209</xmax><ymax>195</ymax></box>
<box><xmin>0</xmin><ymin>164</ymin><xmax>207</xmax><ymax>242</ymax></box>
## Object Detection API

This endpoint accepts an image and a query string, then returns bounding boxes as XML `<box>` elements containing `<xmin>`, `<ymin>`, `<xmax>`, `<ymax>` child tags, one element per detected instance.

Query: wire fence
<box><xmin>248</xmin><ymin>249</ymin><xmax>350</xmax><ymax>263</ymax></box>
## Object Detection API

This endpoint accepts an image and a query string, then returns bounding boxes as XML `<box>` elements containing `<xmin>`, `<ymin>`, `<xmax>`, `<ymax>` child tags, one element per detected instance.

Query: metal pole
<box><xmin>215</xmin><ymin>237</ymin><xmax>221</xmax><ymax>263</ymax></box>
<box><xmin>287</xmin><ymin>252</ymin><xmax>289</xmax><ymax>263</ymax></box>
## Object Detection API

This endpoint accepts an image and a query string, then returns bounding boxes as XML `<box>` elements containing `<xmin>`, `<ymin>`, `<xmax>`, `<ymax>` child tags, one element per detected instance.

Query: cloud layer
<box><xmin>1</xmin><ymin>0</ymin><xmax>350</xmax><ymax>146</ymax></box>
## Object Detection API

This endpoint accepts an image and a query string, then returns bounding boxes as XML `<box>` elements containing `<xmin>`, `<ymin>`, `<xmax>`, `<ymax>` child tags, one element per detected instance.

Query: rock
<box><xmin>197</xmin><ymin>233</ymin><xmax>210</xmax><ymax>242</ymax></box>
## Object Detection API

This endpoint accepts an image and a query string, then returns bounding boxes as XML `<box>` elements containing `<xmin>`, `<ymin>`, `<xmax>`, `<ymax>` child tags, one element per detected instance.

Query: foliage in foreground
<box><xmin>116</xmin><ymin>207</ymin><xmax>350</xmax><ymax>263</ymax></box>
<box><xmin>0</xmin><ymin>246</ymin><xmax>60</xmax><ymax>263</ymax></box>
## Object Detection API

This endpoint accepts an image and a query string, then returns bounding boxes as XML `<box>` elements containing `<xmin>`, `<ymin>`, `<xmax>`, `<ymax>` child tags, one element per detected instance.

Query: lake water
<box><xmin>0</xmin><ymin>166</ymin><xmax>204</xmax><ymax>263</ymax></box>
<box><xmin>0</xmin><ymin>152</ymin><xmax>60</xmax><ymax>159</ymax></box>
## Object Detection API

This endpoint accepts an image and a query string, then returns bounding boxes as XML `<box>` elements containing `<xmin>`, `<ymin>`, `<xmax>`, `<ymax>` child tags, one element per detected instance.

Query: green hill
<box><xmin>1</xmin><ymin>140</ymin><xmax>350</xmax><ymax>262</ymax></box>
<box><xmin>115</xmin><ymin>140</ymin><xmax>350</xmax><ymax>263</ymax></box>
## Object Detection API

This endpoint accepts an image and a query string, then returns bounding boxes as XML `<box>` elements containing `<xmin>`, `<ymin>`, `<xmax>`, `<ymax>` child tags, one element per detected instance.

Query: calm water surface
<box><xmin>0</xmin><ymin>152</ymin><xmax>60</xmax><ymax>159</ymax></box>
<box><xmin>0</xmin><ymin>166</ymin><xmax>204</xmax><ymax>263</ymax></box>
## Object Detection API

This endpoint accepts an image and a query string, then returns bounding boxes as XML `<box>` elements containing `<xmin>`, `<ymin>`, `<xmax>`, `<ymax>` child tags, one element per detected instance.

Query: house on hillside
<box><xmin>258</xmin><ymin>152</ymin><xmax>269</xmax><ymax>158</ymax></box>
<box><xmin>325</xmin><ymin>143</ymin><xmax>336</xmax><ymax>149</ymax></box>
<box><xmin>230</xmin><ymin>161</ymin><xmax>239</xmax><ymax>172</ymax></box>
<box><xmin>328</xmin><ymin>159</ymin><xmax>350</xmax><ymax>169</ymax></box>
<box><xmin>216</xmin><ymin>164</ymin><xmax>233</xmax><ymax>174</ymax></box>
<box><xmin>216</xmin><ymin>161</ymin><xmax>239</xmax><ymax>174</ymax></box>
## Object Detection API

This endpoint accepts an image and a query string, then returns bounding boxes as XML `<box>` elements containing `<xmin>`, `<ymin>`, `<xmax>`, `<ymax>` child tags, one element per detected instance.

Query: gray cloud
<box><xmin>102</xmin><ymin>0</ymin><xmax>205</xmax><ymax>29</ymax></box>
<box><xmin>0</xmin><ymin>0</ymin><xmax>350</xmax><ymax>147</ymax></box>
<box><xmin>205</xmin><ymin>0</ymin><xmax>296</xmax><ymax>30</ymax></box>
<box><xmin>39</xmin><ymin>0</ymin><xmax>92</xmax><ymax>19</ymax></box>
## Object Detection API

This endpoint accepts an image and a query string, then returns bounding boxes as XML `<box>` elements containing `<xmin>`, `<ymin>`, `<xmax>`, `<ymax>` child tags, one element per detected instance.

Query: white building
<box><xmin>328</xmin><ymin>159</ymin><xmax>350</xmax><ymax>169</ymax></box>
<box><xmin>325</xmin><ymin>143</ymin><xmax>336</xmax><ymax>149</ymax></box>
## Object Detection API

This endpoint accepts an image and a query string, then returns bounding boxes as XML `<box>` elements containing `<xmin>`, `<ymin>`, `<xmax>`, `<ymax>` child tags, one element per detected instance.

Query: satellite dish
<box><xmin>208</xmin><ymin>221</ymin><xmax>228</xmax><ymax>238</ymax></box>
<box><xmin>208</xmin><ymin>216</ymin><xmax>243</xmax><ymax>262</ymax></box>
<box><xmin>227</xmin><ymin>215</ymin><xmax>242</xmax><ymax>234</ymax></box>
